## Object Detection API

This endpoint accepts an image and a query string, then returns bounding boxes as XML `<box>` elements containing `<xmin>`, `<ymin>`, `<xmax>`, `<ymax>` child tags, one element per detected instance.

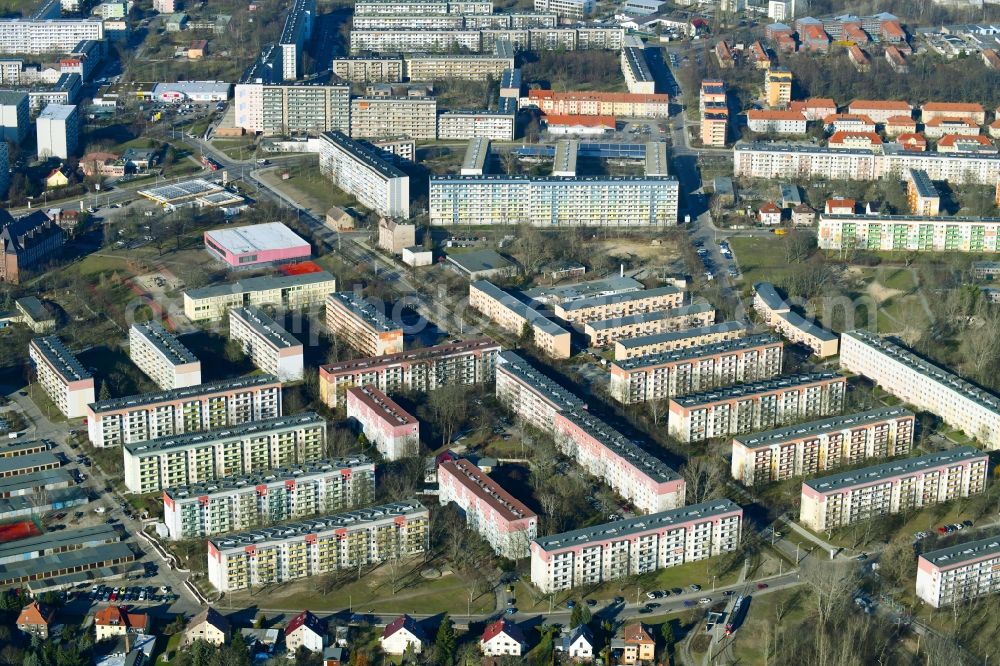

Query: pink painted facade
<box><xmin>438</xmin><ymin>458</ymin><xmax>537</xmax><ymax>559</ymax></box>
<box><xmin>346</xmin><ymin>385</ymin><xmax>419</xmax><ymax>461</ymax></box>
<box><xmin>552</xmin><ymin>411</ymin><xmax>685</xmax><ymax>515</ymax></box>
<box><xmin>916</xmin><ymin>535</ymin><xmax>1000</xmax><ymax>607</ymax></box>
<box><xmin>204</xmin><ymin>224</ymin><xmax>311</xmax><ymax>269</ymax></box>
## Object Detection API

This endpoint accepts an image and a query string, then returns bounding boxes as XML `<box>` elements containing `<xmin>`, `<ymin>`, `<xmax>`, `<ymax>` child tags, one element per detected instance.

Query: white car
<box><xmin>699</xmin><ymin>597</ymin><xmax>712</xmax><ymax>605</ymax></box>
<box><xmin>94</xmin><ymin>506</ymin><xmax>106</xmax><ymax>514</ymax></box>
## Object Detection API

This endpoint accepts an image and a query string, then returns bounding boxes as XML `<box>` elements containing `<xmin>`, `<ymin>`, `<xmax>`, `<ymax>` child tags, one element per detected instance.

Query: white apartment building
<box><xmin>437</xmin><ymin>110</ymin><xmax>515</xmax><ymax>141</ymax></box>
<box><xmin>530</xmin><ymin>500</ymin><xmax>743</xmax><ymax>593</ymax></box>
<box><xmin>553</xmin><ymin>410</ymin><xmax>685</xmax><ymax>515</ymax></box>
<box><xmin>349</xmin><ymin>29</ymin><xmax>482</xmax><ymax>53</ymax></box>
<box><xmin>129</xmin><ymin>322</ymin><xmax>202</xmax><ymax>391</ymax></box>
<box><xmin>841</xmin><ymin>330</ymin><xmax>1000</xmax><ymax>449</ymax></box>
<box><xmin>162</xmin><ymin>456</ymin><xmax>376</xmax><ymax>540</ymax></box>
<box><xmin>345</xmin><ymin>385</ymin><xmax>419</xmax><ymax>461</ymax></box>
<box><xmin>228</xmin><ymin>306</ymin><xmax>303</xmax><ymax>382</ymax></box>
<box><xmin>0</xmin><ymin>91</ymin><xmax>28</xmax><ymax>143</ymax></box>
<box><xmin>534</xmin><ymin>0</ymin><xmax>593</xmax><ymax>19</ymax></box>
<box><xmin>495</xmin><ymin>350</ymin><xmax>586</xmax><ymax>434</ymax></box>
<box><xmin>609</xmin><ymin>334</ymin><xmax>784</xmax><ymax>405</ymax></box>
<box><xmin>800</xmin><ymin>446</ymin><xmax>988</xmax><ymax>531</ymax></box>
<box><xmin>917</xmin><ymin>535</ymin><xmax>1000</xmax><ymax>608</ymax></box>
<box><xmin>351</xmin><ymin>14</ymin><xmax>464</xmax><ymax>30</ymax></box>
<box><xmin>331</xmin><ymin>56</ymin><xmax>404</xmax><ymax>83</ymax></box>
<box><xmin>667</xmin><ymin>372</ymin><xmax>847</xmax><ymax>443</ymax></box>
<box><xmin>353</xmin><ymin>0</ymin><xmax>493</xmax><ymax>15</ymax></box>
<box><xmin>317</xmin><ymin>131</ymin><xmax>409</xmax><ymax>219</ymax></box>
<box><xmin>752</xmin><ymin>282</ymin><xmax>839</xmax><ymax>357</ymax></box>
<box><xmin>350</xmin><ymin>97</ymin><xmax>437</xmax><ymax>140</ymax></box>
<box><xmin>318</xmin><ymin>338</ymin><xmax>501</xmax><ymax>408</ymax></box>
<box><xmin>123</xmin><ymin>412</ymin><xmax>327</xmax><ymax>493</ymax></box>
<box><xmin>233</xmin><ymin>80</ymin><xmax>350</xmax><ymax>136</ymax></box>
<box><xmin>621</xmin><ymin>45</ymin><xmax>655</xmax><ymax>95</ymax></box>
<box><xmin>734</xmin><ymin>142</ymin><xmax>1000</xmax><ymax>185</ymax></box>
<box><xmin>731</xmin><ymin>406</ymin><xmax>915</xmax><ymax>486</ymax></box>
<box><xmin>86</xmin><ymin>374</ymin><xmax>282</xmax><ymax>449</ymax></box>
<box><xmin>430</xmin><ymin>175</ymin><xmax>679</xmax><ymax>227</ymax></box>
<box><xmin>469</xmin><ymin>281</ymin><xmax>572</xmax><ymax>359</ymax></box>
<box><xmin>28</xmin><ymin>335</ymin><xmax>94</xmax><ymax>419</ymax></box>
<box><xmin>183</xmin><ymin>271</ymin><xmax>337</xmax><ymax>323</ymax></box>
<box><xmin>818</xmin><ymin>213</ymin><xmax>1000</xmax><ymax>253</ymax></box>
<box><xmin>207</xmin><ymin>500</ymin><xmax>429</xmax><ymax>592</ymax></box>
<box><xmin>745</xmin><ymin>109</ymin><xmax>808</xmax><ymax>135</ymax></box>
<box><xmin>36</xmin><ymin>103</ymin><xmax>77</xmax><ymax>159</ymax></box>
<box><xmin>438</xmin><ymin>457</ymin><xmax>538</xmax><ymax>559</ymax></box>
<box><xmin>0</xmin><ymin>19</ymin><xmax>103</xmax><ymax>55</ymax></box>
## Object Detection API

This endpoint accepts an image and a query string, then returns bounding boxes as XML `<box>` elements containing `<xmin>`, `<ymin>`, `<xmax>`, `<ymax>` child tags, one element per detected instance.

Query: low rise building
<box><xmin>789</xmin><ymin>98</ymin><xmax>837</xmax><ymax>121</ymax></box>
<box><xmin>921</xmin><ymin>102</ymin><xmax>985</xmax><ymax>125</ymax></box>
<box><xmin>86</xmin><ymin>374</ymin><xmax>282</xmax><ymax>449</ymax></box>
<box><xmin>917</xmin><ymin>534</ymin><xmax>1000</xmax><ymax>608</ymax></box>
<box><xmin>847</xmin><ymin>100</ymin><xmax>912</xmax><ymax>124</ymax></box>
<box><xmin>529</xmin><ymin>500</ymin><xmax>743</xmax><ymax>593</ymax></box>
<box><xmin>28</xmin><ymin>335</ymin><xmax>93</xmax><ymax>419</ymax></box>
<box><xmin>318</xmin><ymin>338</ymin><xmax>501</xmax><ymax>408</ymax></box>
<box><xmin>480</xmin><ymin>619</ymin><xmax>528</xmax><ymax>657</ymax></box>
<box><xmin>840</xmin><ymin>330</ymin><xmax>1000</xmax><ymax>449</ymax></box>
<box><xmin>609</xmin><ymin>334</ymin><xmax>784</xmax><ymax>405</ymax></box>
<box><xmin>377</xmin><ymin>218</ymin><xmax>415</xmax><ymax>255</ymax></box>
<box><xmin>285</xmin><ymin>611</ymin><xmax>326</xmax><ymax>655</ymax></box>
<box><xmin>731</xmin><ymin>406</ymin><xmax>915</xmax><ymax>485</ymax></box>
<box><xmin>162</xmin><ymin>456</ymin><xmax>376</xmax><ymax>540</ymax></box>
<box><xmin>183</xmin><ymin>271</ymin><xmax>336</xmax><ymax>323</ymax></box>
<box><xmin>128</xmin><ymin>321</ymin><xmax>201</xmax><ymax>390</ymax></box>
<box><xmin>204</xmin><ymin>222</ymin><xmax>311</xmax><ymax>270</ymax></box>
<box><xmin>228</xmin><ymin>306</ymin><xmax>304</xmax><ymax>382</ymax></box>
<box><xmin>0</xmin><ymin>210</ymin><xmax>63</xmax><ymax>284</ymax></box>
<box><xmin>346</xmin><ymin>385</ymin><xmax>419</xmax><ymax>460</ymax></box>
<box><xmin>524</xmin><ymin>89</ymin><xmax>669</xmax><ymax>118</ymax></box>
<box><xmin>924</xmin><ymin>117</ymin><xmax>980</xmax><ymax>139</ymax></box>
<box><xmin>667</xmin><ymin>372</ymin><xmax>847</xmax><ymax>443</ymax></box>
<box><xmin>614</xmin><ymin>321</ymin><xmax>748</xmax><ymax>361</ymax></box>
<box><xmin>123</xmin><ymin>412</ymin><xmax>327</xmax><ymax>493</ymax></box>
<box><xmin>447</xmin><ymin>249</ymin><xmax>515</xmax><ymax>280</ymax></box>
<box><xmin>801</xmin><ymin>446</ymin><xmax>988</xmax><ymax>531</ymax></box>
<box><xmin>752</xmin><ymin>282</ymin><xmax>839</xmax><ymax>357</ymax></box>
<box><xmin>583</xmin><ymin>302</ymin><xmax>716</xmax><ymax>348</ymax></box>
<box><xmin>746</xmin><ymin>109</ymin><xmax>807</xmax><ymax>135</ymax></box>
<box><xmin>469</xmin><ymin>281</ymin><xmax>572</xmax><ymax>359</ymax></box>
<box><xmin>325</xmin><ymin>292</ymin><xmax>404</xmax><ymax>357</ymax></box>
<box><xmin>207</xmin><ymin>500</ymin><xmax>429</xmax><ymax>591</ymax></box>
<box><xmin>94</xmin><ymin>606</ymin><xmax>149</xmax><ymax>641</ymax></box>
<box><xmin>16</xmin><ymin>602</ymin><xmax>54</xmax><ymax>639</ymax></box>
<box><xmin>183</xmin><ymin>608</ymin><xmax>230</xmax><ymax>647</ymax></box>
<box><xmin>381</xmin><ymin>615</ymin><xmax>426</xmax><ymax>656</ymax></box>
<box><xmin>553</xmin><ymin>286</ymin><xmax>683</xmax><ymax>326</ymax></box>
<box><xmin>438</xmin><ymin>457</ymin><xmax>537</xmax><ymax>559</ymax></box>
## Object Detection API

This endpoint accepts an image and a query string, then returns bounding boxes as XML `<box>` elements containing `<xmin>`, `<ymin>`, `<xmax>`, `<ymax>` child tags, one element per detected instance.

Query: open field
<box><xmin>258</xmin><ymin>167</ymin><xmax>365</xmax><ymax>218</ymax></box>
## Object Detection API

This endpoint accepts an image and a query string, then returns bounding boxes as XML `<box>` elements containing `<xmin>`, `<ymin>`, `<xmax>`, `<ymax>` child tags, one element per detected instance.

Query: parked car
<box><xmin>689</xmin><ymin>584</ymin><xmax>702</xmax><ymax>592</ymax></box>
<box><xmin>698</xmin><ymin>597</ymin><xmax>712</xmax><ymax>605</ymax></box>
<box><xmin>757</xmin><ymin>583</ymin><xmax>769</xmax><ymax>590</ymax></box>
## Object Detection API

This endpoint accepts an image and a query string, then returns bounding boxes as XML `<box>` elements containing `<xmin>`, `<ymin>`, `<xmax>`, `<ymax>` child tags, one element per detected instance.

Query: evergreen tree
<box><xmin>435</xmin><ymin>613</ymin><xmax>456</xmax><ymax>666</ymax></box>
<box><xmin>569</xmin><ymin>601</ymin><xmax>583</xmax><ymax>628</ymax></box>
<box><xmin>98</xmin><ymin>381</ymin><xmax>111</xmax><ymax>401</ymax></box>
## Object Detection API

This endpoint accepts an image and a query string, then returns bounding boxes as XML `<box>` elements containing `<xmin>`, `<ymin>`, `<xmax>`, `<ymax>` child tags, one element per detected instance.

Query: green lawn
<box><xmin>728</xmin><ymin>236</ymin><xmax>794</xmax><ymax>286</ymax></box>
<box><xmin>27</xmin><ymin>382</ymin><xmax>67</xmax><ymax>423</ymax></box>
<box><xmin>878</xmin><ymin>267</ymin><xmax>915</xmax><ymax>292</ymax></box>
<box><xmin>223</xmin><ymin>564</ymin><xmax>496</xmax><ymax>615</ymax></box>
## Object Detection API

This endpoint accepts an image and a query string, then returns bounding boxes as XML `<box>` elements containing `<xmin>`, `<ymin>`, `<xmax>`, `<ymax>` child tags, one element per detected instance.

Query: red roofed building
<box><xmin>285</xmin><ymin>611</ymin><xmax>326</xmax><ymax>654</ymax></box>
<box><xmin>17</xmin><ymin>602</ymin><xmax>55</xmax><ymax>639</ymax></box>
<box><xmin>750</xmin><ymin>40</ymin><xmax>772</xmax><ymax>69</ymax></box>
<box><xmin>936</xmin><ymin>134</ymin><xmax>998</xmax><ymax>154</ymax></box>
<box><xmin>988</xmin><ymin>119</ymin><xmax>1000</xmax><ymax>139</ymax></box>
<box><xmin>614</xmin><ymin>623</ymin><xmax>656</xmax><ymax>664</ymax></box>
<box><xmin>848</xmin><ymin>45</ymin><xmax>871</xmax><ymax>71</ymax></box>
<box><xmin>921</xmin><ymin>102</ymin><xmax>985</xmax><ymax>125</ymax></box>
<box><xmin>885</xmin><ymin>46</ymin><xmax>908</xmax><ymax>73</ymax></box>
<box><xmin>801</xmin><ymin>24</ymin><xmax>830</xmax><ymax>52</ymax></box>
<box><xmin>825</xmin><ymin>198</ymin><xmax>856</xmax><ymax>215</ymax></box>
<box><xmin>847</xmin><ymin>100</ymin><xmax>912</xmax><ymax>124</ymax></box>
<box><xmin>746</xmin><ymin>109</ymin><xmax>807</xmax><ymax>134</ymax></box>
<box><xmin>542</xmin><ymin>114</ymin><xmax>616</xmax><ymax>136</ymax></box>
<box><xmin>896</xmin><ymin>133</ymin><xmax>927</xmax><ymax>151</ymax></box>
<box><xmin>880</xmin><ymin>20</ymin><xmax>906</xmax><ymax>43</ymax></box>
<box><xmin>758</xmin><ymin>202</ymin><xmax>782</xmax><ymax>226</ymax></box>
<box><xmin>828</xmin><ymin>130</ymin><xmax>883</xmax><ymax>151</ymax></box>
<box><xmin>94</xmin><ymin>606</ymin><xmax>149</xmax><ymax>641</ymax></box>
<box><xmin>789</xmin><ymin>98</ymin><xmax>837</xmax><ymax>121</ymax></box>
<box><xmin>884</xmin><ymin>115</ymin><xmax>917</xmax><ymax>137</ymax></box>
<box><xmin>843</xmin><ymin>24</ymin><xmax>869</xmax><ymax>45</ymax></box>
<box><xmin>714</xmin><ymin>41</ymin><xmax>734</xmax><ymax>68</ymax></box>
<box><xmin>983</xmin><ymin>48</ymin><xmax>1000</xmax><ymax>70</ymax></box>
<box><xmin>480</xmin><ymin>619</ymin><xmax>528</xmax><ymax>657</ymax></box>
<box><xmin>824</xmin><ymin>113</ymin><xmax>876</xmax><ymax>133</ymax></box>
<box><xmin>381</xmin><ymin>615</ymin><xmax>425</xmax><ymax>656</ymax></box>
<box><xmin>923</xmin><ymin>116</ymin><xmax>981</xmax><ymax>139</ymax></box>
<box><xmin>775</xmin><ymin>33</ymin><xmax>797</xmax><ymax>53</ymax></box>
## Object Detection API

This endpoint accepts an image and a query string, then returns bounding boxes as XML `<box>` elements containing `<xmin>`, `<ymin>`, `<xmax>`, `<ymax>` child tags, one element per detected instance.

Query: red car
<box><xmin>756</xmin><ymin>583</ymin><xmax>769</xmax><ymax>590</ymax></box>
